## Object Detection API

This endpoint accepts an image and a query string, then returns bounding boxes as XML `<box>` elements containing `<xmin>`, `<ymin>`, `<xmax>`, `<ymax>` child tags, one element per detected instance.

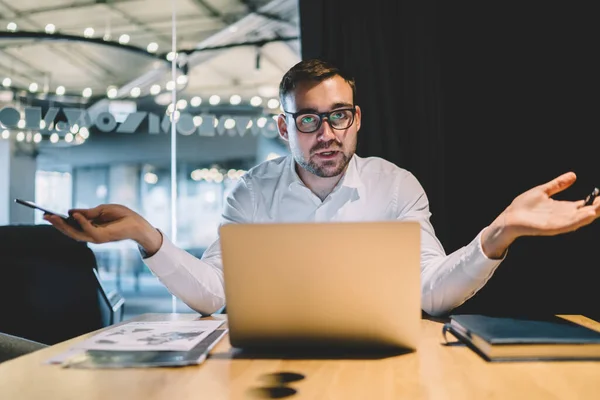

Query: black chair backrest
<box><xmin>0</xmin><ymin>225</ymin><xmax>105</xmax><ymax>345</ymax></box>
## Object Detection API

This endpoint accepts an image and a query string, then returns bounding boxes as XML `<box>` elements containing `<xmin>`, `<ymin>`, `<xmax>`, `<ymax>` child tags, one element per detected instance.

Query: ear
<box><xmin>277</xmin><ymin>114</ymin><xmax>289</xmax><ymax>141</ymax></box>
<box><xmin>354</xmin><ymin>105</ymin><xmax>362</xmax><ymax>132</ymax></box>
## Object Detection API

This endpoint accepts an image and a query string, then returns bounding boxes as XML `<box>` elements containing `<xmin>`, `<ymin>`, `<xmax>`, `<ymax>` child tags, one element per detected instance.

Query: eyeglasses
<box><xmin>283</xmin><ymin>107</ymin><xmax>356</xmax><ymax>133</ymax></box>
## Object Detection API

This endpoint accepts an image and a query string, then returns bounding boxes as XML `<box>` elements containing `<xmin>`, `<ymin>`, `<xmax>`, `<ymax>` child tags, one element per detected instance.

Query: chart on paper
<box><xmin>74</xmin><ymin>320</ymin><xmax>226</xmax><ymax>351</ymax></box>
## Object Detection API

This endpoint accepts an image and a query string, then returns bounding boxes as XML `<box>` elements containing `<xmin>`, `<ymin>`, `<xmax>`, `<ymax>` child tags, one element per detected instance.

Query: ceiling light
<box><xmin>267</xmin><ymin>99</ymin><xmax>280</xmax><ymax>109</ymax></box>
<box><xmin>2</xmin><ymin>78</ymin><xmax>11</xmax><ymax>88</ymax></box>
<box><xmin>50</xmin><ymin>133</ymin><xmax>59</xmax><ymax>143</ymax></box>
<box><xmin>29</xmin><ymin>82</ymin><xmax>38</xmax><ymax>92</ymax></box>
<box><xmin>118</xmin><ymin>34</ymin><xmax>130</xmax><ymax>44</ymax></box>
<box><xmin>176</xmin><ymin>99</ymin><xmax>187</xmax><ymax>110</ymax></box>
<box><xmin>107</xmin><ymin>86</ymin><xmax>118</xmax><ymax>99</ymax></box>
<box><xmin>45</xmin><ymin>24</ymin><xmax>56</xmax><ymax>34</ymax></box>
<box><xmin>82</xmin><ymin>88</ymin><xmax>92</xmax><ymax>98</ymax></box>
<box><xmin>65</xmin><ymin>133</ymin><xmax>74</xmax><ymax>143</ymax></box>
<box><xmin>176</xmin><ymin>75</ymin><xmax>188</xmax><ymax>85</ymax></box>
<box><xmin>147</xmin><ymin>42</ymin><xmax>158</xmax><ymax>53</ymax></box>
<box><xmin>79</xmin><ymin>127</ymin><xmax>89</xmax><ymax>139</ymax></box>
<box><xmin>193</xmin><ymin>116</ymin><xmax>203</xmax><ymax>126</ymax></box>
<box><xmin>165</xmin><ymin>81</ymin><xmax>175</xmax><ymax>91</ymax></box>
<box><xmin>250</xmin><ymin>96</ymin><xmax>263</xmax><ymax>106</ymax></box>
<box><xmin>144</xmin><ymin>172</ymin><xmax>158</xmax><ymax>185</ymax></box>
<box><xmin>224</xmin><ymin>118</ymin><xmax>236</xmax><ymax>129</ymax></box>
<box><xmin>154</xmin><ymin>92</ymin><xmax>171</xmax><ymax>106</ymax></box>
<box><xmin>209</xmin><ymin>95</ymin><xmax>220</xmax><ymax>105</ymax></box>
<box><xmin>17</xmin><ymin>120</ymin><xmax>25</xmax><ymax>129</ymax></box>
<box><xmin>229</xmin><ymin>95</ymin><xmax>241</xmax><ymax>105</ymax></box>
<box><xmin>166</xmin><ymin>52</ymin><xmax>177</xmax><ymax>61</ymax></box>
<box><xmin>130</xmin><ymin>87</ymin><xmax>141</xmax><ymax>97</ymax></box>
<box><xmin>2</xmin><ymin>130</ymin><xmax>9</xmax><ymax>139</ymax></box>
<box><xmin>257</xmin><ymin>117</ymin><xmax>267</xmax><ymax>128</ymax></box>
<box><xmin>33</xmin><ymin>133</ymin><xmax>42</xmax><ymax>143</ymax></box>
<box><xmin>190</xmin><ymin>96</ymin><xmax>202</xmax><ymax>107</ymax></box>
<box><xmin>6</xmin><ymin>22</ymin><xmax>17</xmax><ymax>32</ymax></box>
<box><xmin>84</xmin><ymin>27</ymin><xmax>94</xmax><ymax>38</ymax></box>
<box><xmin>56</xmin><ymin>86</ymin><xmax>65</xmax><ymax>95</ymax></box>
<box><xmin>16</xmin><ymin>132</ymin><xmax>24</xmax><ymax>142</ymax></box>
<box><xmin>150</xmin><ymin>84</ymin><xmax>161</xmax><ymax>95</ymax></box>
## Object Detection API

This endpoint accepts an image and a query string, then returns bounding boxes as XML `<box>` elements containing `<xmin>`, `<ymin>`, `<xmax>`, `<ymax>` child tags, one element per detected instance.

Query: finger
<box><xmin>44</xmin><ymin>214</ymin><xmax>92</xmax><ymax>242</ymax></box>
<box><xmin>540</xmin><ymin>172</ymin><xmax>577</xmax><ymax>197</ymax></box>
<box><xmin>71</xmin><ymin>212</ymin><xmax>104</xmax><ymax>242</ymax></box>
<box><xmin>68</xmin><ymin>205</ymin><xmax>104</xmax><ymax>219</ymax></box>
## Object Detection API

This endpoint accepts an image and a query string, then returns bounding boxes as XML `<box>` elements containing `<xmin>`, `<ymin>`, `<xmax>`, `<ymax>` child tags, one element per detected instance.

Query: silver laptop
<box><xmin>219</xmin><ymin>221</ymin><xmax>421</xmax><ymax>351</ymax></box>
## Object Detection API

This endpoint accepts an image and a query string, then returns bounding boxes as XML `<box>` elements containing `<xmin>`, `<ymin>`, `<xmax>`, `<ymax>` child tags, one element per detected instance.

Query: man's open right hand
<box><xmin>44</xmin><ymin>204</ymin><xmax>163</xmax><ymax>255</ymax></box>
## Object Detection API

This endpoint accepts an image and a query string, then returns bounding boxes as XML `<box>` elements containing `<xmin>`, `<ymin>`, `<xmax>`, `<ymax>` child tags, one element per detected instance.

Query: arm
<box><xmin>398</xmin><ymin>171</ymin><xmax>600</xmax><ymax>317</ymax></box>
<box><xmin>142</xmin><ymin>176</ymin><xmax>255</xmax><ymax>315</ymax></box>
<box><xmin>395</xmin><ymin>173</ymin><xmax>504</xmax><ymax>317</ymax></box>
<box><xmin>45</xmin><ymin>176</ymin><xmax>255</xmax><ymax>316</ymax></box>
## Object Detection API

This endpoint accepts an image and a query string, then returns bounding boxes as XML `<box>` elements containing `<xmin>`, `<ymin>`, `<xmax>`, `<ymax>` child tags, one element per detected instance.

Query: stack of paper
<box><xmin>46</xmin><ymin>319</ymin><xmax>227</xmax><ymax>368</ymax></box>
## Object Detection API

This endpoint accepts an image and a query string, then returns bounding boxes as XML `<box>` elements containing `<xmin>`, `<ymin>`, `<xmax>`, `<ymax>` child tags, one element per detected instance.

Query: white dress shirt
<box><xmin>143</xmin><ymin>154</ymin><xmax>505</xmax><ymax>316</ymax></box>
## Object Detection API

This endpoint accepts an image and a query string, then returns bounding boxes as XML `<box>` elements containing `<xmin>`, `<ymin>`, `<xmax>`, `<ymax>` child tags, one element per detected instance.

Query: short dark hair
<box><xmin>278</xmin><ymin>59</ymin><xmax>356</xmax><ymax>108</ymax></box>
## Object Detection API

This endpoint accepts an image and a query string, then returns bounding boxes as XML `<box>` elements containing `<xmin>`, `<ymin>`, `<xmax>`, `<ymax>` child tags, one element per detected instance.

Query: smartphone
<box><xmin>584</xmin><ymin>188</ymin><xmax>599</xmax><ymax>206</ymax></box>
<box><xmin>14</xmin><ymin>199</ymin><xmax>82</xmax><ymax>230</ymax></box>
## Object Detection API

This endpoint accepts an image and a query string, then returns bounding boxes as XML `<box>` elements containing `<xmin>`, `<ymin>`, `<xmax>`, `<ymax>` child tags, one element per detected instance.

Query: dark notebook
<box><xmin>442</xmin><ymin>314</ymin><xmax>600</xmax><ymax>362</ymax></box>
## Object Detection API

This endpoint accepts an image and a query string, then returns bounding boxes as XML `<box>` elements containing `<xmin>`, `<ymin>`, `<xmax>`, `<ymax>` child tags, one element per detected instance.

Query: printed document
<box><xmin>73</xmin><ymin>320</ymin><xmax>225</xmax><ymax>351</ymax></box>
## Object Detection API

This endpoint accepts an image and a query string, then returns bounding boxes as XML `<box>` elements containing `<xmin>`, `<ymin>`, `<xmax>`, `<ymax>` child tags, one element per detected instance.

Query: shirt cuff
<box><xmin>139</xmin><ymin>231</ymin><xmax>181</xmax><ymax>278</ymax></box>
<box><xmin>461</xmin><ymin>227</ymin><xmax>506</xmax><ymax>280</ymax></box>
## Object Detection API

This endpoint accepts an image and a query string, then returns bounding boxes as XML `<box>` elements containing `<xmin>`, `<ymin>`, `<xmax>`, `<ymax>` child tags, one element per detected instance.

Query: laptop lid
<box><xmin>220</xmin><ymin>221</ymin><xmax>421</xmax><ymax>350</ymax></box>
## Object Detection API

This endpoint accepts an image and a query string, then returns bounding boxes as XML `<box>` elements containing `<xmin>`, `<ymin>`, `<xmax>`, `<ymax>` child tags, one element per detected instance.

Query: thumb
<box><xmin>68</xmin><ymin>205</ymin><xmax>104</xmax><ymax>219</ymax></box>
<box><xmin>540</xmin><ymin>172</ymin><xmax>577</xmax><ymax>197</ymax></box>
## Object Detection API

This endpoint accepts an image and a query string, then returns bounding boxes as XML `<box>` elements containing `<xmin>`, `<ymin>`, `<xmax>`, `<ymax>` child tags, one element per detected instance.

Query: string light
<box><xmin>107</xmin><ymin>86</ymin><xmax>118</xmax><ymax>99</ymax></box>
<box><xmin>150</xmin><ymin>84</ymin><xmax>161</xmax><ymax>95</ymax></box>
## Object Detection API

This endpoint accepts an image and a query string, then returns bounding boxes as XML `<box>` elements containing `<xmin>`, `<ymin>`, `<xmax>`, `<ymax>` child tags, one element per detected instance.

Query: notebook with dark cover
<box><xmin>442</xmin><ymin>314</ymin><xmax>600</xmax><ymax>362</ymax></box>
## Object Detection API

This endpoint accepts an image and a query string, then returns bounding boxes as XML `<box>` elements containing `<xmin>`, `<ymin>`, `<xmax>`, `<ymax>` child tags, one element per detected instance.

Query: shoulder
<box><xmin>243</xmin><ymin>155</ymin><xmax>290</xmax><ymax>183</ymax></box>
<box><xmin>353</xmin><ymin>155</ymin><xmax>416</xmax><ymax>183</ymax></box>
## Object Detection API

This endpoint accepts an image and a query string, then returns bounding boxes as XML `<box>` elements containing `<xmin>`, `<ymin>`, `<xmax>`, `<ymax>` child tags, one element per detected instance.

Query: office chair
<box><xmin>0</xmin><ymin>224</ymin><xmax>125</xmax><ymax>347</ymax></box>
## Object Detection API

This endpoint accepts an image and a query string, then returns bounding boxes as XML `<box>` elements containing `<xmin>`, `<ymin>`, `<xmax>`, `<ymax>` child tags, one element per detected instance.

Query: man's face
<box><xmin>277</xmin><ymin>76</ymin><xmax>361</xmax><ymax>178</ymax></box>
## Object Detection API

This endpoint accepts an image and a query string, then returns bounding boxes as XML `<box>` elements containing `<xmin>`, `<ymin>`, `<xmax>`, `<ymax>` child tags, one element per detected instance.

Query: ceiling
<box><xmin>0</xmin><ymin>0</ymin><xmax>301</xmax><ymax>110</ymax></box>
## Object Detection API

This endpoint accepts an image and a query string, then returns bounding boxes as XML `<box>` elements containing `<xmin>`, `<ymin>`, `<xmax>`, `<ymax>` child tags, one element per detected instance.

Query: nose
<box><xmin>317</xmin><ymin>119</ymin><xmax>337</xmax><ymax>142</ymax></box>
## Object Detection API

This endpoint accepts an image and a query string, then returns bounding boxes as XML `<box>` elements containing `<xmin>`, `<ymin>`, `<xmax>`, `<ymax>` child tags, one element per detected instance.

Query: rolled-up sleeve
<box><xmin>395</xmin><ymin>172</ymin><xmax>505</xmax><ymax>316</ymax></box>
<box><xmin>141</xmin><ymin>176</ymin><xmax>255</xmax><ymax>315</ymax></box>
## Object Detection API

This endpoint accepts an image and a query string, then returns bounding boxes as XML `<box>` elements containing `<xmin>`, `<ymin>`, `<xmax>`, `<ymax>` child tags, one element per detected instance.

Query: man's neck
<box><xmin>296</xmin><ymin>163</ymin><xmax>346</xmax><ymax>201</ymax></box>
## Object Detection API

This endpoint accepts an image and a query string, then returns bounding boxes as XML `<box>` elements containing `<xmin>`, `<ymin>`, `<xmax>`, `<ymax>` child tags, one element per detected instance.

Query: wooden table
<box><xmin>1</xmin><ymin>314</ymin><xmax>599</xmax><ymax>400</ymax></box>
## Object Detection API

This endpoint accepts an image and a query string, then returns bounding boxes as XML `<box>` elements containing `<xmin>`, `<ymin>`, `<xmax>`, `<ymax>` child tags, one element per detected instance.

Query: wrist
<box><xmin>481</xmin><ymin>209</ymin><xmax>518</xmax><ymax>259</ymax></box>
<box><xmin>133</xmin><ymin>220</ymin><xmax>163</xmax><ymax>256</ymax></box>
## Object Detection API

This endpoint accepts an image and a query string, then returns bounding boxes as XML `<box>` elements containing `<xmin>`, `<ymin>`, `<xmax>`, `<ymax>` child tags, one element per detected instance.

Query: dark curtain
<box><xmin>299</xmin><ymin>0</ymin><xmax>448</xmax><ymax>244</ymax></box>
<box><xmin>300</xmin><ymin>0</ymin><xmax>600</xmax><ymax>319</ymax></box>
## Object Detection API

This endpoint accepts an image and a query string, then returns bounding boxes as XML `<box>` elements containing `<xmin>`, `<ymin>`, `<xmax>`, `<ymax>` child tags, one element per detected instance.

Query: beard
<box><xmin>295</xmin><ymin>140</ymin><xmax>355</xmax><ymax>178</ymax></box>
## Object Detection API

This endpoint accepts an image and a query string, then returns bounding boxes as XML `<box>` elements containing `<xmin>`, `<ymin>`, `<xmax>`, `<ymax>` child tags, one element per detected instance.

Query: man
<box><xmin>45</xmin><ymin>59</ymin><xmax>600</xmax><ymax>317</ymax></box>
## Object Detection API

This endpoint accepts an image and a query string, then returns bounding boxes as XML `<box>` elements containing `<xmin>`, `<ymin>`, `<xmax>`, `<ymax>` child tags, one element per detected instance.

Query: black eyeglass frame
<box><xmin>283</xmin><ymin>106</ymin><xmax>357</xmax><ymax>133</ymax></box>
